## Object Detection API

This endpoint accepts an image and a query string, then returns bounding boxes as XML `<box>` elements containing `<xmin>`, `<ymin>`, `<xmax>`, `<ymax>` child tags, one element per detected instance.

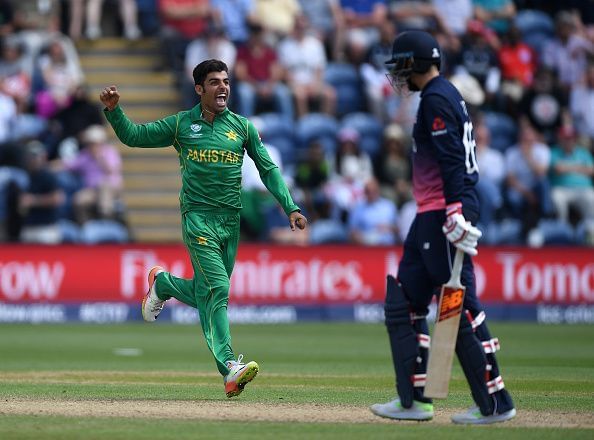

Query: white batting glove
<box><xmin>442</xmin><ymin>202</ymin><xmax>482</xmax><ymax>256</ymax></box>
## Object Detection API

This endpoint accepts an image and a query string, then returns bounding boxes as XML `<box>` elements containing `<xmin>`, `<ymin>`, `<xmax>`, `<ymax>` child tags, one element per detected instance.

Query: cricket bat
<box><xmin>424</xmin><ymin>248</ymin><xmax>466</xmax><ymax>398</ymax></box>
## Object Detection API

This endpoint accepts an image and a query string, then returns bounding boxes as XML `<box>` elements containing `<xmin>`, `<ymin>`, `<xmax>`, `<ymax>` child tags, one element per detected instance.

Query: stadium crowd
<box><xmin>0</xmin><ymin>0</ymin><xmax>593</xmax><ymax>247</ymax></box>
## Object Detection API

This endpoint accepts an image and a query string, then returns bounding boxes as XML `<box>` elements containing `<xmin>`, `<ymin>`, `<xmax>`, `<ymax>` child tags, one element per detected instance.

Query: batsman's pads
<box><xmin>456</xmin><ymin>310</ymin><xmax>514</xmax><ymax>415</ymax></box>
<box><xmin>385</xmin><ymin>275</ymin><xmax>432</xmax><ymax>408</ymax></box>
<box><xmin>465</xmin><ymin>310</ymin><xmax>515</xmax><ymax>414</ymax></box>
<box><xmin>443</xmin><ymin>203</ymin><xmax>482</xmax><ymax>256</ymax></box>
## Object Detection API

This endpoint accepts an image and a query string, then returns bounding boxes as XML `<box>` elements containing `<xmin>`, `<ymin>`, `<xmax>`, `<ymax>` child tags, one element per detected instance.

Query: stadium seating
<box><xmin>515</xmin><ymin>10</ymin><xmax>555</xmax><ymax>36</ymax></box>
<box><xmin>340</xmin><ymin>112</ymin><xmax>384</xmax><ymax>158</ymax></box>
<box><xmin>294</xmin><ymin>113</ymin><xmax>340</xmax><ymax>156</ymax></box>
<box><xmin>324</xmin><ymin>62</ymin><xmax>364</xmax><ymax>117</ymax></box>
<box><xmin>514</xmin><ymin>9</ymin><xmax>555</xmax><ymax>55</ymax></box>
<box><xmin>254</xmin><ymin>113</ymin><xmax>296</xmax><ymax>165</ymax></box>
<box><xmin>483</xmin><ymin>111</ymin><xmax>518</xmax><ymax>152</ymax></box>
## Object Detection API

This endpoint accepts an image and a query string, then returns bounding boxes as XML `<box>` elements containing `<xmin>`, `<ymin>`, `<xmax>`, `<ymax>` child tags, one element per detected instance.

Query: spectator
<box><xmin>183</xmin><ymin>24</ymin><xmax>236</xmax><ymax>108</ymax></box>
<box><xmin>497</xmin><ymin>24</ymin><xmax>537</xmax><ymax>105</ymax></box>
<box><xmin>234</xmin><ymin>23</ymin><xmax>293</xmax><ymax>120</ymax></box>
<box><xmin>12</xmin><ymin>0</ymin><xmax>61</xmax><ymax>34</ymax></box>
<box><xmin>58</xmin><ymin>125</ymin><xmax>123</xmax><ymax>224</ymax></box>
<box><xmin>474</xmin><ymin>119</ymin><xmax>505</xmax><ymax>229</ymax></box>
<box><xmin>348</xmin><ymin>176</ymin><xmax>398</xmax><ymax>245</ymax></box>
<box><xmin>135</xmin><ymin>0</ymin><xmax>160</xmax><ymax>37</ymax></box>
<box><xmin>67</xmin><ymin>0</ymin><xmax>142</xmax><ymax>40</ymax></box>
<box><xmin>359</xmin><ymin>17</ymin><xmax>397</xmax><ymax>122</ymax></box>
<box><xmin>211</xmin><ymin>0</ymin><xmax>256</xmax><ymax>46</ymax></box>
<box><xmin>390</xmin><ymin>1</ymin><xmax>460</xmax><ymax>59</ymax></box>
<box><xmin>542</xmin><ymin>10</ymin><xmax>594</xmax><ymax>93</ymax></box>
<box><xmin>472</xmin><ymin>0</ymin><xmax>516</xmax><ymax>36</ymax></box>
<box><xmin>431</xmin><ymin>0</ymin><xmax>474</xmax><ymax>38</ymax></box>
<box><xmin>372</xmin><ymin>122</ymin><xmax>411</xmax><ymax>207</ymax></box>
<box><xmin>48</xmin><ymin>84</ymin><xmax>105</xmax><ymax>159</ymax></box>
<box><xmin>340</xmin><ymin>0</ymin><xmax>387</xmax><ymax>49</ymax></box>
<box><xmin>293</xmin><ymin>139</ymin><xmax>348</xmax><ymax>243</ymax></box>
<box><xmin>452</xmin><ymin>19</ymin><xmax>500</xmax><ymax>106</ymax></box>
<box><xmin>570</xmin><ymin>59</ymin><xmax>594</xmax><ymax>146</ymax></box>
<box><xmin>278</xmin><ymin>14</ymin><xmax>336</xmax><ymax>119</ymax></box>
<box><xmin>156</xmin><ymin>0</ymin><xmax>212</xmax><ymax>76</ymax></box>
<box><xmin>0</xmin><ymin>38</ymin><xmax>31</xmax><ymax>113</ymax></box>
<box><xmin>294</xmin><ymin>139</ymin><xmax>331</xmax><ymax>220</ymax></box>
<box><xmin>35</xmin><ymin>37</ymin><xmax>84</xmax><ymax>119</ymax></box>
<box><xmin>240</xmin><ymin>142</ymin><xmax>284</xmax><ymax>240</ymax></box>
<box><xmin>17</xmin><ymin>140</ymin><xmax>65</xmax><ymax>244</ymax></box>
<box><xmin>549</xmin><ymin>125</ymin><xmax>594</xmax><ymax>240</ymax></box>
<box><xmin>504</xmin><ymin>117</ymin><xmax>553</xmax><ymax>239</ymax></box>
<box><xmin>325</xmin><ymin>126</ymin><xmax>372</xmax><ymax>221</ymax></box>
<box><xmin>0</xmin><ymin>88</ymin><xmax>16</xmax><ymax>146</ymax></box>
<box><xmin>518</xmin><ymin>67</ymin><xmax>568</xmax><ymax>144</ymax></box>
<box><xmin>298</xmin><ymin>0</ymin><xmax>344</xmax><ymax>61</ymax></box>
<box><xmin>0</xmin><ymin>0</ymin><xmax>15</xmax><ymax>37</ymax></box>
<box><xmin>253</xmin><ymin>0</ymin><xmax>301</xmax><ymax>41</ymax></box>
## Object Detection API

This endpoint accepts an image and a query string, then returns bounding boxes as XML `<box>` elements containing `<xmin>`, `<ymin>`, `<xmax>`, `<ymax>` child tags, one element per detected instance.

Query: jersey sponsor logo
<box><xmin>190</xmin><ymin>124</ymin><xmax>202</xmax><ymax>132</ymax></box>
<box><xmin>226</xmin><ymin>130</ymin><xmax>238</xmax><ymax>141</ymax></box>
<box><xmin>186</xmin><ymin>148</ymin><xmax>240</xmax><ymax>164</ymax></box>
<box><xmin>431</xmin><ymin>116</ymin><xmax>447</xmax><ymax>136</ymax></box>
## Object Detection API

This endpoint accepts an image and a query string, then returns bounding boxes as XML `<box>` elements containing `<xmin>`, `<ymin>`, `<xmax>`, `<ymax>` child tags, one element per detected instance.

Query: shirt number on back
<box><xmin>463</xmin><ymin>121</ymin><xmax>479</xmax><ymax>174</ymax></box>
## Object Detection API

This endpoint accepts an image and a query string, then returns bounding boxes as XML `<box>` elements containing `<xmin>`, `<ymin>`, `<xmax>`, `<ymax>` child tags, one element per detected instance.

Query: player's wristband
<box><xmin>445</xmin><ymin>202</ymin><xmax>462</xmax><ymax>216</ymax></box>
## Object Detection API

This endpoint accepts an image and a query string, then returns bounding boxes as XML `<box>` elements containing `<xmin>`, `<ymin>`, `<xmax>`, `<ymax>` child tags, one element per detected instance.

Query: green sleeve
<box><xmin>261</xmin><ymin>167</ymin><xmax>300</xmax><ymax>215</ymax></box>
<box><xmin>244</xmin><ymin>120</ymin><xmax>299</xmax><ymax>215</ymax></box>
<box><xmin>103</xmin><ymin>105</ymin><xmax>177</xmax><ymax>148</ymax></box>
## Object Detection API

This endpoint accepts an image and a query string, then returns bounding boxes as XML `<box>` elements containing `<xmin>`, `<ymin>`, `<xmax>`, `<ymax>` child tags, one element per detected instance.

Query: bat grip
<box><xmin>451</xmin><ymin>248</ymin><xmax>464</xmax><ymax>286</ymax></box>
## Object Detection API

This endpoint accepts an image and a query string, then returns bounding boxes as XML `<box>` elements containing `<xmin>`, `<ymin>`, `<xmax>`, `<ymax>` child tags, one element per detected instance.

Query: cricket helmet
<box><xmin>385</xmin><ymin>30</ymin><xmax>441</xmax><ymax>92</ymax></box>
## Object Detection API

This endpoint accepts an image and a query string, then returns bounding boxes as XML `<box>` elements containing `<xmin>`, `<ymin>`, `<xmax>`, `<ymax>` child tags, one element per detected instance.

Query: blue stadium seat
<box><xmin>295</xmin><ymin>113</ymin><xmax>339</xmax><ymax>155</ymax></box>
<box><xmin>257</xmin><ymin>112</ymin><xmax>294</xmax><ymax>140</ymax></box>
<box><xmin>256</xmin><ymin>112</ymin><xmax>296</xmax><ymax>164</ymax></box>
<box><xmin>515</xmin><ymin>10</ymin><xmax>555</xmax><ymax>37</ymax></box>
<box><xmin>340</xmin><ymin>112</ymin><xmax>383</xmax><ymax>157</ymax></box>
<box><xmin>483</xmin><ymin>111</ymin><xmax>517</xmax><ymax>152</ymax></box>
<box><xmin>324</xmin><ymin>62</ymin><xmax>364</xmax><ymax>116</ymax></box>
<box><xmin>514</xmin><ymin>9</ymin><xmax>555</xmax><ymax>55</ymax></box>
<box><xmin>521</xmin><ymin>32</ymin><xmax>553</xmax><ymax>56</ymax></box>
<box><xmin>529</xmin><ymin>219</ymin><xmax>576</xmax><ymax>246</ymax></box>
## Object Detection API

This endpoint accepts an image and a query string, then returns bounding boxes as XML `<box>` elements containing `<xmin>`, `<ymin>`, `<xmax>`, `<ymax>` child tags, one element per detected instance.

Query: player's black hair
<box><xmin>192</xmin><ymin>59</ymin><xmax>229</xmax><ymax>86</ymax></box>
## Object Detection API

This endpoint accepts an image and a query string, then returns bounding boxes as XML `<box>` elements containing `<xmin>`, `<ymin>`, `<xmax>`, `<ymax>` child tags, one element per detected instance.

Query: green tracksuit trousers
<box><xmin>154</xmin><ymin>209</ymin><xmax>240</xmax><ymax>376</ymax></box>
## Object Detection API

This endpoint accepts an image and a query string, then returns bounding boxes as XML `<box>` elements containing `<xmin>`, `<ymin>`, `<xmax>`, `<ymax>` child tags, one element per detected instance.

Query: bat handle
<box><xmin>451</xmin><ymin>248</ymin><xmax>464</xmax><ymax>286</ymax></box>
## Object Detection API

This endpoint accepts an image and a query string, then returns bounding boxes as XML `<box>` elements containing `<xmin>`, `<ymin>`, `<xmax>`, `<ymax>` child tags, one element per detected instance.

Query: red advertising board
<box><xmin>0</xmin><ymin>245</ymin><xmax>592</xmax><ymax>305</ymax></box>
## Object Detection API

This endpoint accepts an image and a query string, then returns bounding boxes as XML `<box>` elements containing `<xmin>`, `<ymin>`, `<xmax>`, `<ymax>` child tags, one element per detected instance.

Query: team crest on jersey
<box><xmin>431</xmin><ymin>116</ymin><xmax>447</xmax><ymax>136</ymax></box>
<box><xmin>226</xmin><ymin>130</ymin><xmax>238</xmax><ymax>141</ymax></box>
<box><xmin>190</xmin><ymin>124</ymin><xmax>202</xmax><ymax>132</ymax></box>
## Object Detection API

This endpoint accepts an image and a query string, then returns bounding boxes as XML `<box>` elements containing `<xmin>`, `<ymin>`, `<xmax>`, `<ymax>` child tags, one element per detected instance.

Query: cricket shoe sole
<box><xmin>225</xmin><ymin>360</ymin><xmax>259</xmax><ymax>398</ymax></box>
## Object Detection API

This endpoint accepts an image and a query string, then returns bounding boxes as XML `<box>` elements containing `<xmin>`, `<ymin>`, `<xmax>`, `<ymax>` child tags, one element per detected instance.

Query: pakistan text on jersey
<box><xmin>186</xmin><ymin>149</ymin><xmax>241</xmax><ymax>164</ymax></box>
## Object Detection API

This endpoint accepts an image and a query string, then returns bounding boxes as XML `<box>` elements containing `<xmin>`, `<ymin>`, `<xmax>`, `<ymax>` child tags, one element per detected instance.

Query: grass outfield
<box><xmin>0</xmin><ymin>322</ymin><xmax>593</xmax><ymax>439</ymax></box>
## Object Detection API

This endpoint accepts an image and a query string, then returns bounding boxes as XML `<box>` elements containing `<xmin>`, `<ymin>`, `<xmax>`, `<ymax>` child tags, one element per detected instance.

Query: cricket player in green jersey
<box><xmin>100</xmin><ymin>59</ymin><xmax>307</xmax><ymax>398</ymax></box>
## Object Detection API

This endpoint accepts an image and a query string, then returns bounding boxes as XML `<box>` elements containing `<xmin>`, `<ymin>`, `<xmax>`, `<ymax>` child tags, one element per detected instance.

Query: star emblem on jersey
<box><xmin>197</xmin><ymin>236</ymin><xmax>208</xmax><ymax>245</ymax></box>
<box><xmin>226</xmin><ymin>130</ymin><xmax>238</xmax><ymax>141</ymax></box>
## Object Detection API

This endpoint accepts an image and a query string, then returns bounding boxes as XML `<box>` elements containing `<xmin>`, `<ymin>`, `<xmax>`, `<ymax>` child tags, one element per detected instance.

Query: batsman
<box><xmin>370</xmin><ymin>31</ymin><xmax>516</xmax><ymax>424</ymax></box>
<box><xmin>100</xmin><ymin>59</ymin><xmax>307</xmax><ymax>398</ymax></box>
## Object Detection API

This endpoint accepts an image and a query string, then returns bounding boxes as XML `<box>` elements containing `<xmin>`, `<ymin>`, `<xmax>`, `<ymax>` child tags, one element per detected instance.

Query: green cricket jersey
<box><xmin>104</xmin><ymin>104</ymin><xmax>299</xmax><ymax>215</ymax></box>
